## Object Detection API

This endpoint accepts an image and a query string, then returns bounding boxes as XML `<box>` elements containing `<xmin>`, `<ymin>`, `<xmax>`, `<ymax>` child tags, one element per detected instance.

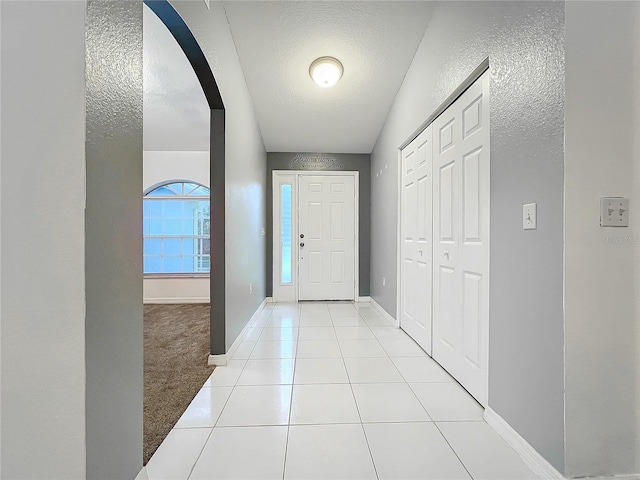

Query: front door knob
<box><xmin>300</xmin><ymin>242</ymin><xmax>305</xmax><ymax>248</ymax></box>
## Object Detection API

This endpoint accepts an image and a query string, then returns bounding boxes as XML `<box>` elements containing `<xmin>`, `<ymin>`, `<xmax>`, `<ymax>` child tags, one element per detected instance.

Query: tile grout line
<box><xmin>184</xmin><ymin>368</ymin><xmax>240</xmax><ymax>479</ymax></box>
<box><xmin>280</xmin><ymin>301</ymin><xmax>302</xmax><ymax>480</ymax></box>
<box><xmin>432</xmin><ymin>421</ymin><xmax>476</xmax><ymax>480</ymax></box>
<box><xmin>185</xmin><ymin>428</ymin><xmax>215</xmax><ymax>480</ymax></box>
<box><xmin>331</xmin><ymin>302</ymin><xmax>381</xmax><ymax>480</ymax></box>
<box><xmin>406</xmin><ymin>382</ymin><xmax>435</xmax><ymax>422</ymax></box>
<box><xmin>182</xmin><ymin>317</ymin><xmax>263</xmax><ymax>479</ymax></box>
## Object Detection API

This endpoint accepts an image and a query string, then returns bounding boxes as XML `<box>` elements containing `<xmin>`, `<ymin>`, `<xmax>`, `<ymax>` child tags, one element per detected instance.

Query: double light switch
<box><xmin>600</xmin><ymin>197</ymin><xmax>629</xmax><ymax>227</ymax></box>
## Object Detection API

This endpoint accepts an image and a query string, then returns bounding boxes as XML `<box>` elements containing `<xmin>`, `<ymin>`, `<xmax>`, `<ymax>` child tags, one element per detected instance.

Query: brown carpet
<box><xmin>143</xmin><ymin>303</ymin><xmax>215</xmax><ymax>465</ymax></box>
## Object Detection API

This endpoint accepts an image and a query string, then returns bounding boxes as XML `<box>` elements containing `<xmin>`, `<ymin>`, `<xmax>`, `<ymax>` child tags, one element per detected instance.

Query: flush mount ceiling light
<box><xmin>309</xmin><ymin>56</ymin><xmax>344</xmax><ymax>88</ymax></box>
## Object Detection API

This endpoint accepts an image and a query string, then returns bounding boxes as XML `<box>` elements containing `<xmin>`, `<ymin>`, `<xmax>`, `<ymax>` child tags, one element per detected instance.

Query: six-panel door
<box><xmin>432</xmin><ymin>71</ymin><xmax>490</xmax><ymax>406</ymax></box>
<box><xmin>298</xmin><ymin>175</ymin><xmax>356</xmax><ymax>301</ymax></box>
<box><xmin>400</xmin><ymin>126</ymin><xmax>433</xmax><ymax>355</ymax></box>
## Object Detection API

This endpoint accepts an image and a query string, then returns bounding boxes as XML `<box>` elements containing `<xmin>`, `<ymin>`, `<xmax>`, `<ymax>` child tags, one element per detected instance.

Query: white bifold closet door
<box><xmin>432</xmin><ymin>71</ymin><xmax>490</xmax><ymax>406</ymax></box>
<box><xmin>400</xmin><ymin>126</ymin><xmax>433</xmax><ymax>355</ymax></box>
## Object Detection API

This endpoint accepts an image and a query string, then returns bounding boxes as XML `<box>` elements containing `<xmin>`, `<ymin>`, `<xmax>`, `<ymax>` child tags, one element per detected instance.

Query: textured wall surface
<box><xmin>1</xmin><ymin>2</ymin><xmax>87</xmax><ymax>477</ymax></box>
<box><xmin>565</xmin><ymin>2</ymin><xmax>640</xmax><ymax>476</ymax></box>
<box><xmin>172</xmin><ymin>0</ymin><xmax>267</xmax><ymax>351</ymax></box>
<box><xmin>370</xmin><ymin>1</ymin><xmax>565</xmax><ymax>471</ymax></box>
<box><xmin>266</xmin><ymin>153</ymin><xmax>371</xmax><ymax>297</ymax></box>
<box><xmin>85</xmin><ymin>1</ymin><xmax>144</xmax><ymax>478</ymax></box>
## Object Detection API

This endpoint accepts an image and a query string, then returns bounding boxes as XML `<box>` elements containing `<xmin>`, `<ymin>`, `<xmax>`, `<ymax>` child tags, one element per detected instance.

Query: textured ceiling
<box><xmin>144</xmin><ymin>2</ymin><xmax>434</xmax><ymax>154</ymax></box>
<box><xmin>222</xmin><ymin>1</ymin><xmax>435</xmax><ymax>153</ymax></box>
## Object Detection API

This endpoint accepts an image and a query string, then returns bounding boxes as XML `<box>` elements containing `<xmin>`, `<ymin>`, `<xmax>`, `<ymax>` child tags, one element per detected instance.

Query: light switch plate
<box><xmin>523</xmin><ymin>203</ymin><xmax>537</xmax><ymax>230</ymax></box>
<box><xmin>600</xmin><ymin>197</ymin><xmax>629</xmax><ymax>227</ymax></box>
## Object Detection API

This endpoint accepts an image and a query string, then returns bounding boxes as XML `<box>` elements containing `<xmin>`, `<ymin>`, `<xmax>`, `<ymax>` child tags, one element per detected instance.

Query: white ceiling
<box><xmin>143</xmin><ymin>2</ymin><xmax>434</xmax><ymax>154</ymax></box>
<box><xmin>222</xmin><ymin>1</ymin><xmax>435</xmax><ymax>153</ymax></box>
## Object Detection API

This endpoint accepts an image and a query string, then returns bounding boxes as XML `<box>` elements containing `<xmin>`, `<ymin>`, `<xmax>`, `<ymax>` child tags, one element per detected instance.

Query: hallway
<box><xmin>146</xmin><ymin>302</ymin><xmax>538</xmax><ymax>479</ymax></box>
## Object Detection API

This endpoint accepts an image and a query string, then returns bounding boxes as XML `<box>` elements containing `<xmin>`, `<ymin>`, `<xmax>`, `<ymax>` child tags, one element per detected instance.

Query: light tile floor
<box><xmin>146</xmin><ymin>302</ymin><xmax>539</xmax><ymax>480</ymax></box>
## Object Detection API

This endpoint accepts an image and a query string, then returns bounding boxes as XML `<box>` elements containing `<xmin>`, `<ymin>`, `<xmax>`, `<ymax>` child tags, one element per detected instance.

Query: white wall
<box><xmin>143</xmin><ymin>150</ymin><xmax>210</xmax><ymax>303</ymax></box>
<box><xmin>172</xmin><ymin>0</ymin><xmax>267</xmax><ymax>351</ymax></box>
<box><xmin>143</xmin><ymin>150</ymin><xmax>209</xmax><ymax>190</ymax></box>
<box><xmin>370</xmin><ymin>1</ymin><xmax>565</xmax><ymax>472</ymax></box>
<box><xmin>1</xmin><ymin>1</ymin><xmax>87</xmax><ymax>477</ymax></box>
<box><xmin>564</xmin><ymin>2</ymin><xmax>640</xmax><ymax>476</ymax></box>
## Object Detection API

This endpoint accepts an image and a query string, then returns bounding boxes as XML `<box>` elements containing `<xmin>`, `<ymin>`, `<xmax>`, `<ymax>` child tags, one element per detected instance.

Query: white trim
<box><xmin>370</xmin><ymin>297</ymin><xmax>399</xmax><ymax>328</ymax></box>
<box><xmin>208</xmin><ymin>298</ymin><xmax>267</xmax><ymax>366</ymax></box>
<box><xmin>576</xmin><ymin>476</ymin><xmax>640</xmax><ymax>480</ymax></box>
<box><xmin>266</xmin><ymin>296</ymin><xmax>275</xmax><ymax>303</ymax></box>
<box><xmin>357</xmin><ymin>296</ymin><xmax>371</xmax><ymax>303</ymax></box>
<box><xmin>484</xmin><ymin>407</ymin><xmax>564</xmax><ymax>480</ymax></box>
<box><xmin>247</xmin><ymin>298</ymin><xmax>268</xmax><ymax>329</ymax></box>
<box><xmin>144</xmin><ymin>296</ymin><xmax>209</xmax><ymax>304</ymax></box>
<box><xmin>273</xmin><ymin>170</ymin><xmax>359</xmax><ymax>303</ymax></box>
<box><xmin>134</xmin><ymin>466</ymin><xmax>148</xmax><ymax>480</ymax></box>
<box><xmin>272</xmin><ymin>173</ymin><xmax>297</xmax><ymax>302</ymax></box>
<box><xmin>207</xmin><ymin>353</ymin><xmax>227</xmax><ymax>366</ymax></box>
<box><xmin>353</xmin><ymin>172</ymin><xmax>360</xmax><ymax>303</ymax></box>
<box><xmin>395</xmin><ymin>147</ymin><xmax>403</xmax><ymax>332</ymax></box>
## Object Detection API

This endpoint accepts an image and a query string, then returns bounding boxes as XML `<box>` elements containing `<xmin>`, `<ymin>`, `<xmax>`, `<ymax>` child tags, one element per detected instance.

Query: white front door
<box><xmin>432</xmin><ymin>71</ymin><xmax>490</xmax><ymax>406</ymax></box>
<box><xmin>298</xmin><ymin>175</ymin><xmax>356</xmax><ymax>301</ymax></box>
<box><xmin>400</xmin><ymin>125</ymin><xmax>433</xmax><ymax>354</ymax></box>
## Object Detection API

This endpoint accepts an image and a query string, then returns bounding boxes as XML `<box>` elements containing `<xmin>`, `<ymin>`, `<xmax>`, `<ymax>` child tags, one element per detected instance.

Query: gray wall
<box><xmin>266</xmin><ymin>152</ymin><xmax>371</xmax><ymax>298</ymax></box>
<box><xmin>370</xmin><ymin>1</ymin><xmax>565</xmax><ymax>472</ymax></box>
<box><xmin>172</xmin><ymin>0</ymin><xmax>267</xmax><ymax>351</ymax></box>
<box><xmin>565</xmin><ymin>2</ymin><xmax>640</xmax><ymax>476</ymax></box>
<box><xmin>85</xmin><ymin>1</ymin><xmax>143</xmax><ymax>479</ymax></box>
<box><xmin>1</xmin><ymin>2</ymin><xmax>88</xmax><ymax>477</ymax></box>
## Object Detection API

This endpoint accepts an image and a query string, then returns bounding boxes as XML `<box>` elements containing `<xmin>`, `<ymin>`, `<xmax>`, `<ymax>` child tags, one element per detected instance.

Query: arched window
<box><xmin>143</xmin><ymin>181</ymin><xmax>210</xmax><ymax>274</ymax></box>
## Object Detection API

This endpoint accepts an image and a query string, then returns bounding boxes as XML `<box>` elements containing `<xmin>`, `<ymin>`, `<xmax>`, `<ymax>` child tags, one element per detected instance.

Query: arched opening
<box><xmin>144</xmin><ymin>0</ymin><xmax>225</xmax><ymax>356</ymax></box>
<box><xmin>142</xmin><ymin>0</ymin><xmax>225</xmax><ymax>463</ymax></box>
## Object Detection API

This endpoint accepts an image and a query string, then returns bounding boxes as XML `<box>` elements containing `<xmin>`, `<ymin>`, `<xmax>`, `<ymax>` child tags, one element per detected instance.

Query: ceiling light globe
<box><xmin>309</xmin><ymin>57</ymin><xmax>343</xmax><ymax>88</ymax></box>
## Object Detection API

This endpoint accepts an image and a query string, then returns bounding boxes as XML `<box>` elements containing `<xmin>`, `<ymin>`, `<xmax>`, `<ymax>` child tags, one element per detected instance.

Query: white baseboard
<box><xmin>357</xmin><ymin>296</ymin><xmax>371</xmax><ymax>303</ymax></box>
<box><xmin>207</xmin><ymin>353</ymin><xmax>227</xmax><ymax>366</ymax></box>
<box><xmin>266</xmin><ymin>296</ymin><xmax>275</xmax><ymax>303</ymax></box>
<box><xmin>369</xmin><ymin>297</ymin><xmax>399</xmax><ymax>327</ymax></box>
<box><xmin>144</xmin><ymin>297</ymin><xmax>209</xmax><ymax>304</ymax></box>
<box><xmin>208</xmin><ymin>298</ymin><xmax>267</xmax><ymax>366</ymax></box>
<box><xmin>134</xmin><ymin>466</ymin><xmax>148</xmax><ymax>480</ymax></box>
<box><xmin>484</xmin><ymin>407</ymin><xmax>564</xmax><ymax>480</ymax></box>
<box><xmin>579</xmin><ymin>476</ymin><xmax>640</xmax><ymax>480</ymax></box>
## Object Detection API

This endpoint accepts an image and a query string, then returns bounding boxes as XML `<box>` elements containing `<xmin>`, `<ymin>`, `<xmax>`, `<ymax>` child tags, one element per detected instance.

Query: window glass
<box><xmin>143</xmin><ymin>181</ymin><xmax>210</xmax><ymax>274</ymax></box>
<box><xmin>191</xmin><ymin>186</ymin><xmax>210</xmax><ymax>196</ymax></box>
<box><xmin>280</xmin><ymin>184</ymin><xmax>292</xmax><ymax>284</ymax></box>
<box><xmin>163</xmin><ymin>256</ymin><xmax>182</xmax><ymax>273</ymax></box>
<box><xmin>146</xmin><ymin>186</ymin><xmax>176</xmax><ymax>196</ymax></box>
<box><xmin>163</xmin><ymin>200</ymin><xmax>182</xmax><ymax>217</ymax></box>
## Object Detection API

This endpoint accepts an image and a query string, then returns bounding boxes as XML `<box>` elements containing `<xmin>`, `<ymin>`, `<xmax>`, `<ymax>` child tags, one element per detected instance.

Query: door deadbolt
<box><xmin>300</xmin><ymin>234</ymin><xmax>304</xmax><ymax>239</ymax></box>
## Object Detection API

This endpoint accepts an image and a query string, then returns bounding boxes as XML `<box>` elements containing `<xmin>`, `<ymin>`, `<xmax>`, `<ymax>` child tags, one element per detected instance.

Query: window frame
<box><xmin>143</xmin><ymin>180</ymin><xmax>211</xmax><ymax>278</ymax></box>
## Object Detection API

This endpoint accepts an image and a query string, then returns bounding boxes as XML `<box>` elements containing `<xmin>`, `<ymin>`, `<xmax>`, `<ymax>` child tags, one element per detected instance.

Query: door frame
<box><xmin>273</xmin><ymin>170</ymin><xmax>359</xmax><ymax>303</ymax></box>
